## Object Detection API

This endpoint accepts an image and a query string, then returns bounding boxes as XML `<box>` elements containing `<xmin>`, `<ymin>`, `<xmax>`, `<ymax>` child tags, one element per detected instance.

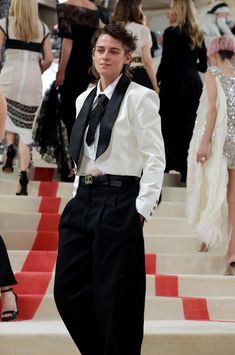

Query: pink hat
<box><xmin>208</xmin><ymin>36</ymin><xmax>235</xmax><ymax>56</ymax></box>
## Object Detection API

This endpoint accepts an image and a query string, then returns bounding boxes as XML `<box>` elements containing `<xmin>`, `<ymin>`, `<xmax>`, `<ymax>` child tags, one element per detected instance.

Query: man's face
<box><xmin>93</xmin><ymin>34</ymin><xmax>131</xmax><ymax>81</ymax></box>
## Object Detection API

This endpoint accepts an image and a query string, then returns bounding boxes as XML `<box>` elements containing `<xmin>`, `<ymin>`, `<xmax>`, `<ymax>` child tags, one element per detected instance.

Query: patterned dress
<box><xmin>0</xmin><ymin>17</ymin><xmax>50</xmax><ymax>145</ymax></box>
<box><xmin>186</xmin><ymin>66</ymin><xmax>235</xmax><ymax>249</ymax></box>
<box><xmin>218</xmin><ymin>70</ymin><xmax>235</xmax><ymax>169</ymax></box>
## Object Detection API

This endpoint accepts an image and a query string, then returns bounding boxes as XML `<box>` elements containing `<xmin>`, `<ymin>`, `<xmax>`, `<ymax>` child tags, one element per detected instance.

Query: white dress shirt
<box><xmin>78</xmin><ymin>75</ymin><xmax>121</xmax><ymax>176</ymax></box>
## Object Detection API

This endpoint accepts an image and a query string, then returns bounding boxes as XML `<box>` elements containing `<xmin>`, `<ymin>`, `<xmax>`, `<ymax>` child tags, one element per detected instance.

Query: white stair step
<box><xmin>0</xmin><ymin>195</ymin><xmax>69</xmax><ymax>213</ymax></box>
<box><xmin>147</xmin><ymin>275</ymin><xmax>235</xmax><ymax>297</ymax></box>
<box><xmin>0</xmin><ymin>179</ymin><xmax>73</xmax><ymax>197</ymax></box>
<box><xmin>8</xmin><ymin>250</ymin><xmax>226</xmax><ymax>275</ymax></box>
<box><xmin>1</xmin><ymin>320</ymin><xmax>234</xmax><ymax>355</ymax></box>
<box><xmin>11</xmin><ymin>294</ymin><xmax>235</xmax><ymax>321</ymax></box>
<box><xmin>144</xmin><ymin>217</ymin><xmax>195</xmax><ymax>235</ymax></box>
<box><xmin>155</xmin><ymin>202</ymin><xmax>186</xmax><ymax>217</ymax></box>
<box><xmin>162</xmin><ymin>187</ymin><xmax>186</xmax><ymax>202</ymax></box>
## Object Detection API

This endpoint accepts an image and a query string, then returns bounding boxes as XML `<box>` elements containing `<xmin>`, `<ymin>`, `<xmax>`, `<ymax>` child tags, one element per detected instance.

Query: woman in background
<box><xmin>157</xmin><ymin>0</ymin><xmax>207</xmax><ymax>183</ymax></box>
<box><xmin>0</xmin><ymin>92</ymin><xmax>18</xmax><ymax>321</ymax></box>
<box><xmin>187</xmin><ymin>36</ymin><xmax>235</xmax><ymax>275</ymax></box>
<box><xmin>111</xmin><ymin>0</ymin><xmax>159</xmax><ymax>92</ymax></box>
<box><xmin>55</xmin><ymin>0</ymin><xmax>100</xmax><ymax>181</ymax></box>
<box><xmin>0</xmin><ymin>0</ymin><xmax>53</xmax><ymax>194</ymax></box>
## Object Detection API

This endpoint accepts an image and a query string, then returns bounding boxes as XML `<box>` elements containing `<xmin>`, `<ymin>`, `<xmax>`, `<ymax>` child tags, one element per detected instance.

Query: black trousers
<box><xmin>54</xmin><ymin>180</ymin><xmax>146</xmax><ymax>355</ymax></box>
<box><xmin>0</xmin><ymin>235</ymin><xmax>17</xmax><ymax>288</ymax></box>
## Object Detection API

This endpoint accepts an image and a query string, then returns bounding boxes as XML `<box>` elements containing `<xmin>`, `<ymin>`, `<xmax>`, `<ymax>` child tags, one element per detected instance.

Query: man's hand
<box><xmin>139</xmin><ymin>214</ymin><xmax>145</xmax><ymax>225</ymax></box>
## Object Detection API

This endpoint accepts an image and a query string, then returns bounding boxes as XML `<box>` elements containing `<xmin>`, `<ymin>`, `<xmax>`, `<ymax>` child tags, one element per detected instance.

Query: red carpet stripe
<box><xmin>183</xmin><ymin>297</ymin><xmax>210</xmax><ymax>320</ymax></box>
<box><xmin>38</xmin><ymin>182</ymin><xmax>59</xmax><ymax>197</ymax></box>
<box><xmin>37</xmin><ymin>213</ymin><xmax>60</xmax><ymax>232</ymax></box>
<box><xmin>21</xmin><ymin>251</ymin><xmax>57</xmax><ymax>272</ymax></box>
<box><xmin>39</xmin><ymin>197</ymin><xmax>61</xmax><ymax>213</ymax></box>
<box><xmin>14</xmin><ymin>272</ymin><xmax>52</xmax><ymax>295</ymax></box>
<box><xmin>145</xmin><ymin>254</ymin><xmax>157</xmax><ymax>274</ymax></box>
<box><xmin>33</xmin><ymin>167</ymin><xmax>55</xmax><ymax>181</ymax></box>
<box><xmin>155</xmin><ymin>274</ymin><xmax>179</xmax><ymax>297</ymax></box>
<box><xmin>16</xmin><ymin>295</ymin><xmax>46</xmax><ymax>321</ymax></box>
<box><xmin>14</xmin><ymin>181</ymin><xmax>60</xmax><ymax>321</ymax></box>
<box><xmin>31</xmin><ymin>231</ymin><xmax>58</xmax><ymax>251</ymax></box>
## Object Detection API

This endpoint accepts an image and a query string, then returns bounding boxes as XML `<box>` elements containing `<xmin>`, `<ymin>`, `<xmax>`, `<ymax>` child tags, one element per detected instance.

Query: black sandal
<box><xmin>1</xmin><ymin>288</ymin><xmax>19</xmax><ymax>322</ymax></box>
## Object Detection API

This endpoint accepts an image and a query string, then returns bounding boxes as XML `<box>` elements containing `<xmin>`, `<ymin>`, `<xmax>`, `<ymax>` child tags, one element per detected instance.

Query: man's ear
<box><xmin>92</xmin><ymin>47</ymin><xmax>95</xmax><ymax>61</ymax></box>
<box><xmin>125</xmin><ymin>52</ymin><xmax>132</xmax><ymax>64</ymax></box>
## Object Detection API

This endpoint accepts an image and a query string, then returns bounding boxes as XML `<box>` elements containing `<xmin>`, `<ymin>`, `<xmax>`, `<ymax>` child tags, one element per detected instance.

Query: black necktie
<box><xmin>86</xmin><ymin>94</ymin><xmax>109</xmax><ymax>146</ymax></box>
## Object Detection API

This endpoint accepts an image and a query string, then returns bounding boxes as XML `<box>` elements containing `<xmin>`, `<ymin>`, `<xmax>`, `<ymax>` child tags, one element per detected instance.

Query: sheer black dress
<box><xmin>157</xmin><ymin>26</ymin><xmax>207</xmax><ymax>182</ymax></box>
<box><xmin>57</xmin><ymin>3</ymin><xmax>99</xmax><ymax>180</ymax></box>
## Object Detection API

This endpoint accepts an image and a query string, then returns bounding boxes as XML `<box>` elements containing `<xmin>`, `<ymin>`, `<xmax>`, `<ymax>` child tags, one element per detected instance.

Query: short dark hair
<box><xmin>218</xmin><ymin>50</ymin><xmax>234</xmax><ymax>60</ymax></box>
<box><xmin>91</xmin><ymin>24</ymin><xmax>137</xmax><ymax>53</ymax></box>
<box><xmin>90</xmin><ymin>24</ymin><xmax>137</xmax><ymax>79</ymax></box>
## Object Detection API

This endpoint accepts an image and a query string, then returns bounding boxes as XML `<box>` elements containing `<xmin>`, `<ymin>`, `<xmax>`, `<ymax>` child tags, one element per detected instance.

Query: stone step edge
<box><xmin>1</xmin><ymin>320</ymin><xmax>235</xmax><ymax>335</ymax></box>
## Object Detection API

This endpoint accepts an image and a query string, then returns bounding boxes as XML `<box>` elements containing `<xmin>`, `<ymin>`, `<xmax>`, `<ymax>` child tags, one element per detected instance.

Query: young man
<box><xmin>54</xmin><ymin>24</ymin><xmax>165</xmax><ymax>355</ymax></box>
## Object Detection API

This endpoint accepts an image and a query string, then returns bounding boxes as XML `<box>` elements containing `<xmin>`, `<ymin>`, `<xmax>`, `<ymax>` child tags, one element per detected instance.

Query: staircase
<box><xmin>0</xmin><ymin>160</ymin><xmax>235</xmax><ymax>355</ymax></box>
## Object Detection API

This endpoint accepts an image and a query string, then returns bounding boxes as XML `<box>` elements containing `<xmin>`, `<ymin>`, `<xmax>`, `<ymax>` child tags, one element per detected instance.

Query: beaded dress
<box><xmin>186</xmin><ymin>66</ymin><xmax>235</xmax><ymax>249</ymax></box>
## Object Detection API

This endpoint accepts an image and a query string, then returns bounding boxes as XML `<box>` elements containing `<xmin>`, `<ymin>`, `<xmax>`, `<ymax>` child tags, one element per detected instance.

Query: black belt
<box><xmin>79</xmin><ymin>174</ymin><xmax>139</xmax><ymax>187</ymax></box>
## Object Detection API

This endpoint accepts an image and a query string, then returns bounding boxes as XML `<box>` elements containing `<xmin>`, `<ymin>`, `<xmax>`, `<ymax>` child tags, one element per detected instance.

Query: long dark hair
<box><xmin>111</xmin><ymin>0</ymin><xmax>144</xmax><ymax>25</ymax></box>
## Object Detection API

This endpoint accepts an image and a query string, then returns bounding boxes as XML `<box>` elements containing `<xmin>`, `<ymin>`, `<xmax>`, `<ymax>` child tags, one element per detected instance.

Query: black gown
<box><xmin>0</xmin><ymin>235</ymin><xmax>17</xmax><ymax>287</ymax></box>
<box><xmin>57</xmin><ymin>3</ymin><xmax>99</xmax><ymax>180</ymax></box>
<box><xmin>157</xmin><ymin>26</ymin><xmax>207</xmax><ymax>182</ymax></box>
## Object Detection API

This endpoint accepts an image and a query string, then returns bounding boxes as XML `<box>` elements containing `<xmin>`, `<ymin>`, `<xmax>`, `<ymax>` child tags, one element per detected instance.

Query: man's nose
<box><xmin>102</xmin><ymin>50</ymin><xmax>110</xmax><ymax>59</ymax></box>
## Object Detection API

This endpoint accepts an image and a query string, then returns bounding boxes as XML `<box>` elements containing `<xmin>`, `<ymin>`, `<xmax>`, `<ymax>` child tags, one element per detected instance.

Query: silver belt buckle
<box><xmin>84</xmin><ymin>175</ymin><xmax>93</xmax><ymax>185</ymax></box>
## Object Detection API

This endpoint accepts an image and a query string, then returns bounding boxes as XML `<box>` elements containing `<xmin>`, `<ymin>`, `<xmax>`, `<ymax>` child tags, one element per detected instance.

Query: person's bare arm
<box><xmin>0</xmin><ymin>92</ymin><xmax>7</xmax><ymax>141</ymax></box>
<box><xmin>196</xmin><ymin>71</ymin><xmax>217</xmax><ymax>163</ymax></box>
<box><xmin>55</xmin><ymin>38</ymin><xmax>72</xmax><ymax>86</ymax></box>
<box><xmin>0</xmin><ymin>29</ymin><xmax>5</xmax><ymax>63</ymax></box>
<box><xmin>40</xmin><ymin>36</ymin><xmax>53</xmax><ymax>74</ymax></box>
<box><xmin>142</xmin><ymin>43</ymin><xmax>159</xmax><ymax>93</ymax></box>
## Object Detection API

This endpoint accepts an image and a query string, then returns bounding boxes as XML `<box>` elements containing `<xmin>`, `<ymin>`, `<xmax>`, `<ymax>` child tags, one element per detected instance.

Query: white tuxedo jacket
<box><xmin>72</xmin><ymin>79</ymin><xmax>165</xmax><ymax>221</ymax></box>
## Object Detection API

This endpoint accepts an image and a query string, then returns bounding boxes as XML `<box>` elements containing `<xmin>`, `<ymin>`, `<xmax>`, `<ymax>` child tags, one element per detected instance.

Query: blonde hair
<box><xmin>172</xmin><ymin>0</ymin><xmax>203</xmax><ymax>49</ymax></box>
<box><xmin>10</xmin><ymin>0</ymin><xmax>39</xmax><ymax>42</ymax></box>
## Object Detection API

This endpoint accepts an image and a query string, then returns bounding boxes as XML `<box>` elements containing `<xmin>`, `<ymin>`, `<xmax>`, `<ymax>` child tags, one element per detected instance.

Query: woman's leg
<box><xmin>0</xmin><ymin>236</ymin><xmax>18</xmax><ymax>320</ymax></box>
<box><xmin>1</xmin><ymin>287</ymin><xmax>18</xmax><ymax>320</ymax></box>
<box><xmin>18</xmin><ymin>139</ymin><xmax>30</xmax><ymax>171</ymax></box>
<box><xmin>2</xmin><ymin>131</ymin><xmax>16</xmax><ymax>173</ymax></box>
<box><xmin>16</xmin><ymin>139</ymin><xmax>30</xmax><ymax>195</ymax></box>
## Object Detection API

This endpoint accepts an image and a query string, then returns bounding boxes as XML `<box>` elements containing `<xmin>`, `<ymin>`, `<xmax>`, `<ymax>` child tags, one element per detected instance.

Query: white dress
<box><xmin>186</xmin><ymin>67</ymin><xmax>229</xmax><ymax>249</ymax></box>
<box><xmin>125</xmin><ymin>22</ymin><xmax>152</xmax><ymax>68</ymax></box>
<box><xmin>0</xmin><ymin>17</ymin><xmax>49</xmax><ymax>145</ymax></box>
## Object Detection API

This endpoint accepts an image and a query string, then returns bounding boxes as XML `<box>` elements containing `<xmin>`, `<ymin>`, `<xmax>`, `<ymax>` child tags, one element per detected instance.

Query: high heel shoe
<box><xmin>16</xmin><ymin>171</ymin><xmax>28</xmax><ymax>196</ymax></box>
<box><xmin>1</xmin><ymin>288</ymin><xmax>19</xmax><ymax>322</ymax></box>
<box><xmin>224</xmin><ymin>255</ymin><xmax>235</xmax><ymax>276</ymax></box>
<box><xmin>2</xmin><ymin>144</ymin><xmax>16</xmax><ymax>173</ymax></box>
<box><xmin>199</xmin><ymin>242</ymin><xmax>209</xmax><ymax>252</ymax></box>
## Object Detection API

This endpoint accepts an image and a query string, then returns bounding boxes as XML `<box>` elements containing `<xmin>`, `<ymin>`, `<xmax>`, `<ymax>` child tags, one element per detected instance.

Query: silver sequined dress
<box><xmin>217</xmin><ymin>69</ymin><xmax>235</xmax><ymax>169</ymax></box>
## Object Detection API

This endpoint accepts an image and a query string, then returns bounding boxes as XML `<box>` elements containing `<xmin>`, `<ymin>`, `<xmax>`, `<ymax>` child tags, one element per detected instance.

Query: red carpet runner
<box><xmin>14</xmin><ymin>179</ymin><xmax>60</xmax><ymax>320</ymax></box>
<box><xmin>3</xmin><ymin>168</ymin><xmax>212</xmax><ymax>321</ymax></box>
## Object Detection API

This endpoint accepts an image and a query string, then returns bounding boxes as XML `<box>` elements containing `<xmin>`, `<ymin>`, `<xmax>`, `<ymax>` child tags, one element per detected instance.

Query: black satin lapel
<box><xmin>69</xmin><ymin>87</ymin><xmax>96</xmax><ymax>162</ymax></box>
<box><xmin>96</xmin><ymin>75</ymin><xmax>131</xmax><ymax>159</ymax></box>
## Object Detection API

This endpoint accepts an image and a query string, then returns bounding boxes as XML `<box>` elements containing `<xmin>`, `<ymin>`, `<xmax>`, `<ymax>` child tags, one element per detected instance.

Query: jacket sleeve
<box><xmin>133</xmin><ymin>90</ymin><xmax>165</xmax><ymax>221</ymax></box>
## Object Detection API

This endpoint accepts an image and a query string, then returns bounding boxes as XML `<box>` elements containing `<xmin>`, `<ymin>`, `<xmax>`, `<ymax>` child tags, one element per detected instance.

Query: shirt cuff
<box><xmin>136</xmin><ymin>198</ymin><xmax>159</xmax><ymax>222</ymax></box>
